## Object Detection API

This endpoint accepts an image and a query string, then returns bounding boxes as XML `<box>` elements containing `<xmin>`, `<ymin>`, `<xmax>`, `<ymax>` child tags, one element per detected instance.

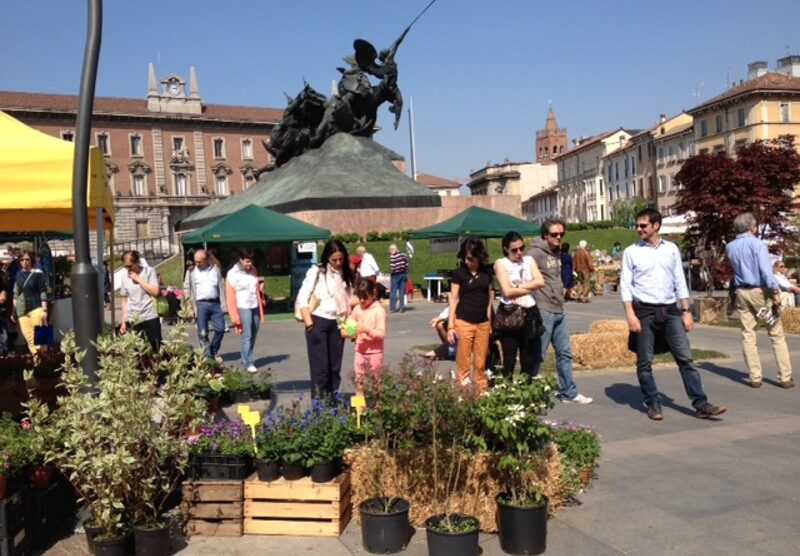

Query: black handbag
<box><xmin>494</xmin><ymin>303</ymin><xmax>527</xmax><ymax>332</ymax></box>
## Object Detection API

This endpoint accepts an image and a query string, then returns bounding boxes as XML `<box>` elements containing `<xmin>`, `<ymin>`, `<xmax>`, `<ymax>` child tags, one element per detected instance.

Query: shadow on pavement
<box><xmin>255</xmin><ymin>354</ymin><xmax>289</xmax><ymax>367</ymax></box>
<box><xmin>697</xmin><ymin>361</ymin><xmax>754</xmax><ymax>386</ymax></box>
<box><xmin>604</xmin><ymin>383</ymin><xmax>696</xmax><ymax>417</ymax></box>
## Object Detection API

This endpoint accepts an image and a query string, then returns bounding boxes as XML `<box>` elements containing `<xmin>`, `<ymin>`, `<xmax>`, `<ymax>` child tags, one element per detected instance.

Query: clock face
<box><xmin>168</xmin><ymin>81</ymin><xmax>180</xmax><ymax>95</ymax></box>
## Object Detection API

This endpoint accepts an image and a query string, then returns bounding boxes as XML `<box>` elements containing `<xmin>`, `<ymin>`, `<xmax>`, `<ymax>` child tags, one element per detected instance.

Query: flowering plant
<box><xmin>470</xmin><ymin>372</ymin><xmax>556</xmax><ymax>507</ymax></box>
<box><xmin>545</xmin><ymin>419</ymin><xmax>601</xmax><ymax>470</ymax></box>
<box><xmin>0</xmin><ymin>414</ymin><xmax>34</xmax><ymax>477</ymax></box>
<box><xmin>303</xmin><ymin>393</ymin><xmax>355</xmax><ymax>466</ymax></box>
<box><xmin>188</xmin><ymin>419</ymin><xmax>253</xmax><ymax>457</ymax></box>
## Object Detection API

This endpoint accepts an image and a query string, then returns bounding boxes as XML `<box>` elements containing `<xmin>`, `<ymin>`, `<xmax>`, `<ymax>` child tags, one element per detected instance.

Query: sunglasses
<box><xmin>636</xmin><ymin>223</ymin><xmax>650</xmax><ymax>229</ymax></box>
<box><xmin>548</xmin><ymin>233</ymin><xmax>565</xmax><ymax>238</ymax></box>
<box><xmin>509</xmin><ymin>247</ymin><xmax>525</xmax><ymax>254</ymax></box>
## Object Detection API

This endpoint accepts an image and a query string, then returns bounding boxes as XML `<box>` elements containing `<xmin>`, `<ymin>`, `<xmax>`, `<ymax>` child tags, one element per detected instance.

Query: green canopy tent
<box><xmin>408</xmin><ymin>206</ymin><xmax>541</xmax><ymax>239</ymax></box>
<box><xmin>181</xmin><ymin>204</ymin><xmax>331</xmax><ymax>245</ymax></box>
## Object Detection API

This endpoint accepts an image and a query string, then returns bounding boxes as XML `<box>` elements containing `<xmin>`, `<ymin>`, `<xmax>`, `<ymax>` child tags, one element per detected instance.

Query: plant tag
<box><xmin>236</xmin><ymin>404</ymin><xmax>251</xmax><ymax>417</ymax></box>
<box><xmin>351</xmin><ymin>394</ymin><xmax>366</xmax><ymax>429</ymax></box>
<box><xmin>241</xmin><ymin>410</ymin><xmax>261</xmax><ymax>455</ymax></box>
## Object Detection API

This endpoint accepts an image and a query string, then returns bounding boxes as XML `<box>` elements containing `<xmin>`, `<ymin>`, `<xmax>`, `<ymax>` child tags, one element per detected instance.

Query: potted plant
<box><xmin>471</xmin><ymin>373</ymin><xmax>556</xmax><ymax>556</ymax></box>
<box><xmin>187</xmin><ymin>419</ymin><xmax>254</xmax><ymax>480</ymax></box>
<box><xmin>222</xmin><ymin>369</ymin><xmax>254</xmax><ymax>404</ymax></box>
<box><xmin>250</xmin><ymin>373</ymin><xmax>273</xmax><ymax>401</ymax></box>
<box><xmin>547</xmin><ymin>420</ymin><xmax>601</xmax><ymax>491</ymax></box>
<box><xmin>0</xmin><ymin>414</ymin><xmax>33</xmax><ymax>500</ymax></box>
<box><xmin>254</xmin><ymin>427</ymin><xmax>281</xmax><ymax>482</ymax></box>
<box><xmin>304</xmin><ymin>393</ymin><xmax>354</xmax><ymax>483</ymax></box>
<box><xmin>201</xmin><ymin>368</ymin><xmax>227</xmax><ymax>414</ymax></box>
<box><xmin>264</xmin><ymin>402</ymin><xmax>311</xmax><ymax>480</ymax></box>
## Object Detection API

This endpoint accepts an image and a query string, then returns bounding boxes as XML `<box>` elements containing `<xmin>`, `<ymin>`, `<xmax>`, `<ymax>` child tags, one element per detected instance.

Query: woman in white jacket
<box><xmin>297</xmin><ymin>239</ymin><xmax>354</xmax><ymax>397</ymax></box>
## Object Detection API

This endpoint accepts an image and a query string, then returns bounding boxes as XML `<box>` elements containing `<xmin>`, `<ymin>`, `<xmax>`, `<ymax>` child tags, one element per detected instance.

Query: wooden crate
<box><xmin>181</xmin><ymin>479</ymin><xmax>243</xmax><ymax>537</ymax></box>
<box><xmin>243</xmin><ymin>472</ymin><xmax>351</xmax><ymax>537</ymax></box>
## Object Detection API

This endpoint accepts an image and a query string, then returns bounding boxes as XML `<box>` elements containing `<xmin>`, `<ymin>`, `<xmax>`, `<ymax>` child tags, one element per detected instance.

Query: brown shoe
<box><xmin>750</xmin><ymin>380</ymin><xmax>762</xmax><ymax>389</ymax></box>
<box><xmin>781</xmin><ymin>379</ymin><xmax>795</xmax><ymax>389</ymax></box>
<box><xmin>696</xmin><ymin>403</ymin><xmax>727</xmax><ymax>419</ymax></box>
<box><xmin>647</xmin><ymin>406</ymin><xmax>664</xmax><ymax>421</ymax></box>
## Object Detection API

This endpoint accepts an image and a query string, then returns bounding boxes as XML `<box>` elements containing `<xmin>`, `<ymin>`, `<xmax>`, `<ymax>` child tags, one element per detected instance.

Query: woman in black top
<box><xmin>446</xmin><ymin>237</ymin><xmax>494</xmax><ymax>394</ymax></box>
<box><xmin>12</xmin><ymin>250</ymin><xmax>48</xmax><ymax>358</ymax></box>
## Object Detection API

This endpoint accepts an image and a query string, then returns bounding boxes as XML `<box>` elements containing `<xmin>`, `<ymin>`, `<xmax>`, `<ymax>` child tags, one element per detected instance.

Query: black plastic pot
<box><xmin>359</xmin><ymin>497</ymin><xmax>410</xmax><ymax>554</ymax></box>
<box><xmin>256</xmin><ymin>460</ymin><xmax>280</xmax><ymax>482</ymax></box>
<box><xmin>190</xmin><ymin>454</ymin><xmax>253</xmax><ymax>480</ymax></box>
<box><xmin>133</xmin><ymin>523</ymin><xmax>170</xmax><ymax>556</ymax></box>
<box><xmin>93</xmin><ymin>531</ymin><xmax>133</xmax><ymax>556</ymax></box>
<box><xmin>425</xmin><ymin>513</ymin><xmax>480</xmax><ymax>556</ymax></box>
<box><xmin>84</xmin><ymin>522</ymin><xmax>105</xmax><ymax>554</ymax></box>
<box><xmin>281</xmin><ymin>461</ymin><xmax>308</xmax><ymax>481</ymax></box>
<box><xmin>231</xmin><ymin>390</ymin><xmax>256</xmax><ymax>404</ymax></box>
<box><xmin>310</xmin><ymin>460</ymin><xmax>337</xmax><ymax>483</ymax></box>
<box><xmin>496</xmin><ymin>494</ymin><xmax>548</xmax><ymax>555</ymax></box>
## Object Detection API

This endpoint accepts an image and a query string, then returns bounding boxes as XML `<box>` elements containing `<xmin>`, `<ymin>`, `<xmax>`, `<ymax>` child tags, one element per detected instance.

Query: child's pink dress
<box><xmin>350</xmin><ymin>301</ymin><xmax>387</xmax><ymax>389</ymax></box>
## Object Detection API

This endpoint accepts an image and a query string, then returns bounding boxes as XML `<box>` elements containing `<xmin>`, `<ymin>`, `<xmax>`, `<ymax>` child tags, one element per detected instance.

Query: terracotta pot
<box><xmin>0</xmin><ymin>474</ymin><xmax>7</xmax><ymax>500</ymax></box>
<box><xmin>579</xmin><ymin>465</ymin><xmax>594</xmax><ymax>487</ymax></box>
<box><xmin>30</xmin><ymin>464</ymin><xmax>56</xmax><ymax>489</ymax></box>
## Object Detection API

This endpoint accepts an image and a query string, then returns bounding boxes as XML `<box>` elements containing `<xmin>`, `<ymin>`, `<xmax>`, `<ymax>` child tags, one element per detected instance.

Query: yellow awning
<box><xmin>0</xmin><ymin>110</ymin><xmax>114</xmax><ymax>232</ymax></box>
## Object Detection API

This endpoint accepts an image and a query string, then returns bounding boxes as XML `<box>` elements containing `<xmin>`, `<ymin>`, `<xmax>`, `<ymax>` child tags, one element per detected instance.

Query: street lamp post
<box><xmin>71</xmin><ymin>0</ymin><xmax>103</xmax><ymax>384</ymax></box>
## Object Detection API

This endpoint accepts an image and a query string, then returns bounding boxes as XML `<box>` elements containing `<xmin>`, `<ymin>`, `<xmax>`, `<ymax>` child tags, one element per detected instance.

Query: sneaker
<box><xmin>781</xmin><ymin>379</ymin><xmax>795</xmax><ymax>389</ymax></box>
<box><xmin>647</xmin><ymin>405</ymin><xmax>664</xmax><ymax>421</ymax></box>
<box><xmin>562</xmin><ymin>393</ymin><xmax>593</xmax><ymax>404</ymax></box>
<box><xmin>214</xmin><ymin>355</ymin><xmax>224</xmax><ymax>365</ymax></box>
<box><xmin>695</xmin><ymin>403</ymin><xmax>727</xmax><ymax>419</ymax></box>
<box><xmin>246</xmin><ymin>365</ymin><xmax>258</xmax><ymax>373</ymax></box>
<box><xmin>750</xmin><ymin>379</ymin><xmax>762</xmax><ymax>388</ymax></box>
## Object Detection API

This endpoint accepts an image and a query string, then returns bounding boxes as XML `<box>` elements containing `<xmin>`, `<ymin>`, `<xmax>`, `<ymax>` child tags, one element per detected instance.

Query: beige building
<box><xmin>555</xmin><ymin>129</ymin><xmax>633</xmax><ymax>222</ymax></box>
<box><xmin>652</xmin><ymin>114</ymin><xmax>695</xmax><ymax>215</ymax></box>
<box><xmin>522</xmin><ymin>185</ymin><xmax>558</xmax><ymax>225</ymax></box>
<box><xmin>0</xmin><ymin>64</ymin><xmax>281</xmax><ymax>253</ymax></box>
<box><xmin>603</xmin><ymin>139</ymin><xmax>637</xmax><ymax>219</ymax></box>
<box><xmin>688</xmin><ymin>57</ymin><xmax>800</xmax><ymax>156</ymax></box>
<box><xmin>415</xmin><ymin>172</ymin><xmax>461</xmax><ymax>197</ymax></box>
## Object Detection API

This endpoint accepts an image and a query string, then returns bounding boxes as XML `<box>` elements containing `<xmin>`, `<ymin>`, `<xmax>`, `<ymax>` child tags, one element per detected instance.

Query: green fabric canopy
<box><xmin>181</xmin><ymin>204</ymin><xmax>331</xmax><ymax>245</ymax></box>
<box><xmin>408</xmin><ymin>206</ymin><xmax>540</xmax><ymax>239</ymax></box>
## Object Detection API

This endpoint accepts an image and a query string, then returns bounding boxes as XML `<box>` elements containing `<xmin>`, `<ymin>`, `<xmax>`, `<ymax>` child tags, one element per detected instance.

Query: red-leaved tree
<box><xmin>675</xmin><ymin>135</ymin><xmax>800</xmax><ymax>254</ymax></box>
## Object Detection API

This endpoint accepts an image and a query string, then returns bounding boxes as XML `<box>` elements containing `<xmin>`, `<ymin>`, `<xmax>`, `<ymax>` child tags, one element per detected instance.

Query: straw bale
<box><xmin>571</xmin><ymin>331</ymin><xmax>635</xmax><ymax>368</ymax></box>
<box><xmin>588</xmin><ymin>320</ymin><xmax>629</xmax><ymax>334</ymax></box>
<box><xmin>781</xmin><ymin>307</ymin><xmax>800</xmax><ymax>334</ymax></box>
<box><xmin>345</xmin><ymin>443</ymin><xmax>565</xmax><ymax>533</ymax></box>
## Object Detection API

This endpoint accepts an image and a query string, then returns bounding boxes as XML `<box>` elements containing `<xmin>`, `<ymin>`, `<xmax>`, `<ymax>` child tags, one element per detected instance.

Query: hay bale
<box><xmin>781</xmin><ymin>307</ymin><xmax>800</xmax><ymax>334</ymax></box>
<box><xmin>346</xmin><ymin>443</ymin><xmax>565</xmax><ymax>533</ymax></box>
<box><xmin>571</xmin><ymin>331</ymin><xmax>635</xmax><ymax>368</ymax></box>
<box><xmin>588</xmin><ymin>320</ymin><xmax>629</xmax><ymax>334</ymax></box>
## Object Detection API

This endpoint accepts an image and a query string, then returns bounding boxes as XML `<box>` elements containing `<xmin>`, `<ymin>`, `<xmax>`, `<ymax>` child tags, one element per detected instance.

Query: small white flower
<box><xmin>457</xmin><ymin>396</ymin><xmax>463</xmax><ymax>403</ymax></box>
<box><xmin>543</xmin><ymin>384</ymin><xmax>551</xmax><ymax>392</ymax></box>
<box><xmin>461</xmin><ymin>377</ymin><xmax>472</xmax><ymax>386</ymax></box>
<box><xmin>450</xmin><ymin>369</ymin><xmax>456</xmax><ymax>380</ymax></box>
<box><xmin>486</xmin><ymin>368</ymin><xmax>494</xmax><ymax>379</ymax></box>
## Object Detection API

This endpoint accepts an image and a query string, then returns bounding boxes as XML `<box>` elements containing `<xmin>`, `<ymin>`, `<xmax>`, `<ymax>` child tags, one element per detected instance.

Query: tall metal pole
<box><xmin>408</xmin><ymin>97</ymin><xmax>417</xmax><ymax>180</ymax></box>
<box><xmin>71</xmin><ymin>0</ymin><xmax>103</xmax><ymax>384</ymax></box>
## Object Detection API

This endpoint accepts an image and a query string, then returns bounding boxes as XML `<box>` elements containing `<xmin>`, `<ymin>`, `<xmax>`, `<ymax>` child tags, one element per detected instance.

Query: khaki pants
<box><xmin>576</xmin><ymin>271</ymin><xmax>592</xmax><ymax>301</ymax></box>
<box><xmin>454</xmin><ymin>319</ymin><xmax>490</xmax><ymax>395</ymax></box>
<box><xmin>736</xmin><ymin>288</ymin><xmax>792</xmax><ymax>383</ymax></box>
<box><xmin>18</xmin><ymin>307</ymin><xmax>45</xmax><ymax>356</ymax></box>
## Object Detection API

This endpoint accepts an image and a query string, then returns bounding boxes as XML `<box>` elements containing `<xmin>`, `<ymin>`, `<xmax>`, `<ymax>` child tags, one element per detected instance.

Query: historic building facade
<box><xmin>0</xmin><ymin>64</ymin><xmax>281</xmax><ymax>251</ymax></box>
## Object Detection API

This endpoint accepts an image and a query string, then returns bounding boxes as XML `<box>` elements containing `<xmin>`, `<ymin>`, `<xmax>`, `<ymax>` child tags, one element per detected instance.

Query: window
<box><xmin>173</xmin><ymin>136</ymin><xmax>184</xmax><ymax>152</ymax></box>
<box><xmin>133</xmin><ymin>174</ymin><xmax>145</xmax><ymax>196</ymax></box>
<box><xmin>780</xmin><ymin>103</ymin><xmax>790</xmax><ymax>123</ymax></box>
<box><xmin>61</xmin><ymin>131</ymin><xmax>74</xmax><ymax>142</ymax></box>
<box><xmin>213</xmin><ymin>138</ymin><xmax>225</xmax><ymax>158</ymax></box>
<box><xmin>135</xmin><ymin>220</ymin><xmax>150</xmax><ymax>240</ymax></box>
<box><xmin>244</xmin><ymin>174</ymin><xmax>256</xmax><ymax>189</ymax></box>
<box><xmin>130</xmin><ymin>135</ymin><xmax>142</xmax><ymax>156</ymax></box>
<box><xmin>689</xmin><ymin>141</ymin><xmax>696</xmax><ymax>156</ymax></box>
<box><xmin>241</xmin><ymin>139</ymin><xmax>253</xmax><ymax>159</ymax></box>
<box><xmin>737</xmin><ymin>108</ymin><xmax>746</xmax><ymax>127</ymax></box>
<box><xmin>715</xmin><ymin>115</ymin><xmax>723</xmax><ymax>133</ymax></box>
<box><xmin>215</xmin><ymin>175</ymin><xmax>228</xmax><ymax>196</ymax></box>
<box><xmin>700</xmin><ymin>120</ymin><xmax>708</xmax><ymax>138</ymax></box>
<box><xmin>638</xmin><ymin>145</ymin><xmax>643</xmax><ymax>162</ymax></box>
<box><xmin>678</xmin><ymin>142</ymin><xmax>685</xmax><ymax>160</ymax></box>
<box><xmin>174</xmin><ymin>173</ymin><xmax>188</xmax><ymax>196</ymax></box>
<box><xmin>658</xmin><ymin>175</ymin><xmax>666</xmax><ymax>194</ymax></box>
<box><xmin>614</xmin><ymin>162</ymin><xmax>619</xmax><ymax>180</ymax></box>
<box><xmin>608</xmin><ymin>164</ymin><xmax>613</xmax><ymax>181</ymax></box>
<box><xmin>96</xmin><ymin>133</ymin><xmax>109</xmax><ymax>155</ymax></box>
<box><xmin>631</xmin><ymin>156</ymin><xmax>635</xmax><ymax>175</ymax></box>
<box><xmin>657</xmin><ymin>147</ymin><xmax>665</xmax><ymax>164</ymax></box>
<box><xmin>734</xmin><ymin>139</ymin><xmax>747</xmax><ymax>152</ymax></box>
<box><xmin>624</xmin><ymin>158</ymin><xmax>628</xmax><ymax>177</ymax></box>
<box><xmin>668</xmin><ymin>145</ymin><xmax>675</xmax><ymax>162</ymax></box>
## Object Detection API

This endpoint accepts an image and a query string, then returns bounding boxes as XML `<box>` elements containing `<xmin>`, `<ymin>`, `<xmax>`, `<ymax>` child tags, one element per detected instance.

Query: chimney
<box><xmin>777</xmin><ymin>55</ymin><xmax>800</xmax><ymax>77</ymax></box>
<box><xmin>747</xmin><ymin>61</ymin><xmax>768</xmax><ymax>80</ymax></box>
<box><xmin>659</xmin><ymin>113</ymin><xmax>667</xmax><ymax>124</ymax></box>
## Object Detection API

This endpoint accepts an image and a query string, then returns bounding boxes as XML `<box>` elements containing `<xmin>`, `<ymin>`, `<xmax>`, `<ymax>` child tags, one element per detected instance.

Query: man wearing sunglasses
<box><xmin>621</xmin><ymin>208</ymin><xmax>726</xmax><ymax>420</ymax></box>
<box><xmin>529</xmin><ymin>217</ymin><xmax>593</xmax><ymax>404</ymax></box>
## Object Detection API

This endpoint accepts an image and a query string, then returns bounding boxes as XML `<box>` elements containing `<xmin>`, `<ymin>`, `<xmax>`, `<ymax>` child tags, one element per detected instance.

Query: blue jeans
<box><xmin>533</xmin><ymin>309</ymin><xmax>578</xmax><ymax>399</ymax></box>
<box><xmin>634</xmin><ymin>312</ymin><xmax>707</xmax><ymax>409</ymax></box>
<box><xmin>390</xmin><ymin>273</ymin><xmax>407</xmax><ymax>312</ymax></box>
<box><xmin>196</xmin><ymin>300</ymin><xmax>225</xmax><ymax>358</ymax></box>
<box><xmin>238</xmin><ymin>308</ymin><xmax>260</xmax><ymax>367</ymax></box>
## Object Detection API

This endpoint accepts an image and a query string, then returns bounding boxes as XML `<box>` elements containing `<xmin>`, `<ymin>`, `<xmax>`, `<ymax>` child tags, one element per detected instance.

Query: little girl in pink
<box><xmin>348</xmin><ymin>280</ymin><xmax>386</xmax><ymax>393</ymax></box>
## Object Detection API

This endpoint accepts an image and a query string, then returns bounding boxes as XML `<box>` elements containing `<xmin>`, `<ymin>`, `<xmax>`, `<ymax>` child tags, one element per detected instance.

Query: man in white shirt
<box><xmin>356</xmin><ymin>245</ymin><xmax>380</xmax><ymax>283</ymax></box>
<box><xmin>184</xmin><ymin>249</ymin><xmax>226</xmax><ymax>363</ymax></box>
<box><xmin>621</xmin><ymin>208</ymin><xmax>726</xmax><ymax>421</ymax></box>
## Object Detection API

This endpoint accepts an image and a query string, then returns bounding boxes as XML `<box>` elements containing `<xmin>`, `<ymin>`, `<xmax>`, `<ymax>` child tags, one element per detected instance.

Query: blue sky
<box><xmin>2</xmin><ymin>0</ymin><xmax>799</xmax><ymax>182</ymax></box>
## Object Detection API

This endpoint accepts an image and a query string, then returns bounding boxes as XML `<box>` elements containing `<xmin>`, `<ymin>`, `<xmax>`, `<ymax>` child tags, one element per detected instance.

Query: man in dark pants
<box><xmin>621</xmin><ymin>208</ymin><xmax>726</xmax><ymax>421</ymax></box>
<box><xmin>184</xmin><ymin>249</ymin><xmax>227</xmax><ymax>363</ymax></box>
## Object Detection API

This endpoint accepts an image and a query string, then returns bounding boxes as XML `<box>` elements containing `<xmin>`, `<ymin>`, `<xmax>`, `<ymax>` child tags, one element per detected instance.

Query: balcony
<box><xmin>115</xmin><ymin>195</ymin><xmax>214</xmax><ymax>207</ymax></box>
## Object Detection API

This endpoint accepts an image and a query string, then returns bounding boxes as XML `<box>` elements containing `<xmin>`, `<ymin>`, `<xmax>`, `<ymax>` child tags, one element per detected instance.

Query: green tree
<box><xmin>611</xmin><ymin>197</ymin><xmax>647</xmax><ymax>227</ymax></box>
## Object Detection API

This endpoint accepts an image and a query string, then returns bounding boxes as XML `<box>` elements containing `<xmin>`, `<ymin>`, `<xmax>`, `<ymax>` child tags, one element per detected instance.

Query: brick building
<box><xmin>0</xmin><ymin>64</ymin><xmax>281</xmax><ymax>252</ymax></box>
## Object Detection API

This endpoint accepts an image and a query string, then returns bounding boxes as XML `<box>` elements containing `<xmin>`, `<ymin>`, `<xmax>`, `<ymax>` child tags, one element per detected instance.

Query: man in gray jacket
<box><xmin>528</xmin><ymin>217</ymin><xmax>592</xmax><ymax>404</ymax></box>
<box><xmin>184</xmin><ymin>249</ymin><xmax>227</xmax><ymax>363</ymax></box>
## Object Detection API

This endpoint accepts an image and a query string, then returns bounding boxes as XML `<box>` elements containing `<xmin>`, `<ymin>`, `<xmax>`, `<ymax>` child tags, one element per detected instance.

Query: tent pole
<box><xmin>96</xmin><ymin>208</ymin><xmax>104</xmax><ymax>326</ymax></box>
<box><xmin>110</xmin><ymin>224</ymin><xmax>115</xmax><ymax>331</ymax></box>
<box><xmin>70</xmin><ymin>0</ymin><xmax>103</xmax><ymax>385</ymax></box>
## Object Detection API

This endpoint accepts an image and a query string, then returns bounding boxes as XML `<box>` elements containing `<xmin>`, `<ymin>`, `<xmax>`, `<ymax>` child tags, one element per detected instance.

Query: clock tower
<box><xmin>535</xmin><ymin>105</ymin><xmax>568</xmax><ymax>164</ymax></box>
<box><xmin>147</xmin><ymin>63</ymin><xmax>202</xmax><ymax>115</ymax></box>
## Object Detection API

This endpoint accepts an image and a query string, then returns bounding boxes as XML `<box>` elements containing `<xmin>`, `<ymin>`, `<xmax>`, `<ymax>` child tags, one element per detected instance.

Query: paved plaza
<box><xmin>46</xmin><ymin>293</ymin><xmax>800</xmax><ymax>555</ymax></box>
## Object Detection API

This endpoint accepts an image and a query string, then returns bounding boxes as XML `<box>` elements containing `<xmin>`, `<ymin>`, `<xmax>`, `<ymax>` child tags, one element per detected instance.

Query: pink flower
<box><xmin>21</xmin><ymin>419</ymin><xmax>32</xmax><ymax>430</ymax></box>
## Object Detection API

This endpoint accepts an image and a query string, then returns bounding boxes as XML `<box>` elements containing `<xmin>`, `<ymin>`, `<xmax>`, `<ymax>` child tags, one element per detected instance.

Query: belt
<box><xmin>736</xmin><ymin>285</ymin><xmax>763</xmax><ymax>290</ymax></box>
<box><xmin>197</xmin><ymin>298</ymin><xmax>220</xmax><ymax>303</ymax></box>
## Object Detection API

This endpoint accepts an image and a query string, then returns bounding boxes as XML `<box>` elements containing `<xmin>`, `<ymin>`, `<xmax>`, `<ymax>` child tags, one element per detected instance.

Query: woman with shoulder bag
<box><xmin>297</xmin><ymin>239</ymin><xmax>354</xmax><ymax>397</ymax></box>
<box><xmin>494</xmin><ymin>232</ymin><xmax>545</xmax><ymax>378</ymax></box>
<box><xmin>12</xmin><ymin>250</ymin><xmax>49</xmax><ymax>359</ymax></box>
